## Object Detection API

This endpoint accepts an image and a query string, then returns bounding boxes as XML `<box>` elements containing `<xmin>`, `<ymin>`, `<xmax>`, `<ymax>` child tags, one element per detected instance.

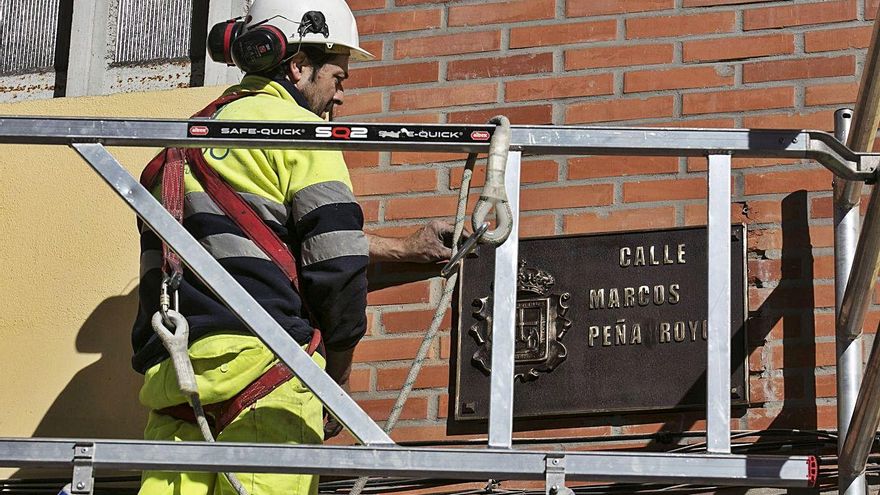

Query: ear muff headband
<box><xmin>261</xmin><ymin>24</ymin><xmax>288</xmax><ymax>55</ymax></box>
<box><xmin>223</xmin><ymin>21</ymin><xmax>237</xmax><ymax>65</ymax></box>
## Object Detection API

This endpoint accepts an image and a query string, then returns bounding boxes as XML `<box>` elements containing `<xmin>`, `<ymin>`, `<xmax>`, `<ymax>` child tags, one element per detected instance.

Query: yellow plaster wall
<box><xmin>0</xmin><ymin>86</ymin><xmax>226</xmax><ymax>478</ymax></box>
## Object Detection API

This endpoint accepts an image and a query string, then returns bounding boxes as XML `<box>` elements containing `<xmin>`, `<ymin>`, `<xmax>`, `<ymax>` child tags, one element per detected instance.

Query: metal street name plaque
<box><xmin>449</xmin><ymin>225</ymin><xmax>748</xmax><ymax>432</ymax></box>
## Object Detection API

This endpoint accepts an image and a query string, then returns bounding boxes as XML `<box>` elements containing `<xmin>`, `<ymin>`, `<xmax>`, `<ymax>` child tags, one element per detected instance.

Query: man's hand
<box><xmin>367</xmin><ymin>220</ymin><xmax>456</xmax><ymax>263</ymax></box>
<box><xmin>402</xmin><ymin>219</ymin><xmax>455</xmax><ymax>262</ymax></box>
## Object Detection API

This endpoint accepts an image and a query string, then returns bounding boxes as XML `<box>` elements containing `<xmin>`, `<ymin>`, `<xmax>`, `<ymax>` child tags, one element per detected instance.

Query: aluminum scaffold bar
<box><xmin>707</xmin><ymin>154</ymin><xmax>733</xmax><ymax>454</ymax></box>
<box><xmin>0</xmin><ymin>438</ymin><xmax>816</xmax><ymax>488</ymax></box>
<box><xmin>2</xmin><ymin>118</ymin><xmax>867</xmax><ymax>488</ymax></box>
<box><xmin>488</xmin><ymin>151</ymin><xmax>522</xmax><ymax>449</ymax></box>
<box><xmin>831</xmin><ymin>12</ymin><xmax>880</xmax><ymax>495</ymax></box>
<box><xmin>837</xmin><ymin>103</ymin><xmax>880</xmax><ymax>484</ymax></box>
<box><xmin>0</xmin><ymin>118</ymin><xmax>873</xmax><ymax>179</ymax></box>
<box><xmin>834</xmin><ymin>109</ymin><xmax>868</xmax><ymax>495</ymax></box>
<box><xmin>838</xmin><ymin>12</ymin><xmax>880</xmax><ymax>209</ymax></box>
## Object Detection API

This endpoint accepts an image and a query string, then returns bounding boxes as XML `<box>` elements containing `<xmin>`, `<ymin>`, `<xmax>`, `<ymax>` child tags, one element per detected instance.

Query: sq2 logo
<box><xmin>315</xmin><ymin>126</ymin><xmax>368</xmax><ymax>139</ymax></box>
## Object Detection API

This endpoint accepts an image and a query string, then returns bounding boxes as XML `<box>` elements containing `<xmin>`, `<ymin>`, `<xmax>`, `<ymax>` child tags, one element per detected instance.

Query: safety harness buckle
<box><xmin>159</xmin><ymin>275</ymin><xmax>181</xmax><ymax>328</ymax></box>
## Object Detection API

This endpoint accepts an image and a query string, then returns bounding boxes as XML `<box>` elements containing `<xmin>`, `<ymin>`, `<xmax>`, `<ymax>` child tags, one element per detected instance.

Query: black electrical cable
<box><xmin>396</xmin><ymin>428</ymin><xmax>840</xmax><ymax>448</ymax></box>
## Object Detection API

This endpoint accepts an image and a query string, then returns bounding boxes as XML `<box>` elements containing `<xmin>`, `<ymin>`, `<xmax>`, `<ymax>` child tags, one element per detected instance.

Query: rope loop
<box><xmin>151</xmin><ymin>310</ymin><xmax>198</xmax><ymax>396</ymax></box>
<box><xmin>472</xmin><ymin>115</ymin><xmax>513</xmax><ymax>246</ymax></box>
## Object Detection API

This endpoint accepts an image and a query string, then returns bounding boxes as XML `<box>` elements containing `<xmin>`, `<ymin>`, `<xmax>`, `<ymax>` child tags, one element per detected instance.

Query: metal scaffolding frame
<box><xmin>2</xmin><ymin>117</ymin><xmax>880</xmax><ymax>492</ymax></box>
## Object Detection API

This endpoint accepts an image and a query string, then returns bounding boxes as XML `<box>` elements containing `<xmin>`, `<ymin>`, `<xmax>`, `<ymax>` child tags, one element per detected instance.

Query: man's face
<box><xmin>295</xmin><ymin>54</ymin><xmax>350</xmax><ymax>118</ymax></box>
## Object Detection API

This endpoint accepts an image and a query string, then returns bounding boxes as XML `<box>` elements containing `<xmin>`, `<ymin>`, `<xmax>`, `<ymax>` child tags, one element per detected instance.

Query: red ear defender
<box><xmin>229</xmin><ymin>24</ymin><xmax>289</xmax><ymax>74</ymax></box>
<box><xmin>207</xmin><ymin>19</ymin><xmax>247</xmax><ymax>66</ymax></box>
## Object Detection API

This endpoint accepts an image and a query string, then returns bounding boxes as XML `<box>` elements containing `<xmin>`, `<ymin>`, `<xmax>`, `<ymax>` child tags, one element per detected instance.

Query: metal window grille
<box><xmin>0</xmin><ymin>0</ymin><xmax>59</xmax><ymax>74</ymax></box>
<box><xmin>114</xmin><ymin>0</ymin><xmax>192</xmax><ymax>63</ymax></box>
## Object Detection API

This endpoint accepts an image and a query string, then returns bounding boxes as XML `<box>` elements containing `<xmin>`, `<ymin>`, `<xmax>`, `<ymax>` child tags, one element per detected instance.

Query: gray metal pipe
<box><xmin>836</xmin><ymin>175</ymin><xmax>880</xmax><ymax>481</ymax></box>
<box><xmin>840</xmin><ymin>11</ymin><xmax>880</xmax><ymax>206</ymax></box>
<box><xmin>837</xmin><ymin>10</ymin><xmax>880</xmax><ymax>340</ymax></box>
<box><xmin>837</xmin><ymin>178</ymin><xmax>880</xmax><ymax>342</ymax></box>
<box><xmin>836</xmin><ymin>22</ymin><xmax>880</xmax><ymax>480</ymax></box>
<box><xmin>834</xmin><ymin>109</ymin><xmax>867</xmax><ymax>495</ymax></box>
<box><xmin>839</xmin><ymin>326</ymin><xmax>880</xmax><ymax>481</ymax></box>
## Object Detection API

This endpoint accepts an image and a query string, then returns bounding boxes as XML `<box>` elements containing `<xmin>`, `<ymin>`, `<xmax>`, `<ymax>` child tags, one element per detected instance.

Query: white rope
<box><xmin>347</xmin><ymin>117</ymin><xmax>512</xmax><ymax>495</ymax></box>
<box><xmin>152</xmin><ymin>310</ymin><xmax>250</xmax><ymax>495</ymax></box>
<box><xmin>346</xmin><ymin>154</ymin><xmax>479</xmax><ymax>495</ymax></box>
<box><xmin>472</xmin><ymin>116</ymin><xmax>513</xmax><ymax>246</ymax></box>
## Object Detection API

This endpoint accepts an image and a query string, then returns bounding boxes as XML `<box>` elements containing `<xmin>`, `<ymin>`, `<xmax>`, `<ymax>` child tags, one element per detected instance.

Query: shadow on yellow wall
<box><xmin>12</xmin><ymin>288</ymin><xmax>145</xmax><ymax>480</ymax></box>
<box><xmin>0</xmin><ymin>85</ymin><xmax>222</xmax><ymax>480</ymax></box>
<box><xmin>31</xmin><ymin>288</ymin><xmax>143</xmax><ymax>439</ymax></box>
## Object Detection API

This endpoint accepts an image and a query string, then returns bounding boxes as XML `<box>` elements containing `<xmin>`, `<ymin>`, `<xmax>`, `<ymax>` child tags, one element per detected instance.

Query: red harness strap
<box><xmin>157</xmin><ymin>364</ymin><xmax>293</xmax><ymax>434</ymax></box>
<box><xmin>157</xmin><ymin>330</ymin><xmax>322</xmax><ymax>433</ymax></box>
<box><xmin>160</xmin><ymin>149</ymin><xmax>186</xmax><ymax>282</ymax></box>
<box><xmin>140</xmin><ymin>92</ymin><xmax>324</xmax><ymax>432</ymax></box>
<box><xmin>141</xmin><ymin>92</ymin><xmax>304</xmax><ymax>291</ymax></box>
<box><xmin>184</xmin><ymin>147</ymin><xmax>301</xmax><ymax>290</ymax></box>
<box><xmin>140</xmin><ymin>92</ymin><xmax>245</xmax><ymax>192</ymax></box>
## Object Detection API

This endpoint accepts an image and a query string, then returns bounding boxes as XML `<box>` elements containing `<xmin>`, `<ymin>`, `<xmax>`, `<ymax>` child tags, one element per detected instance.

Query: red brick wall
<box><xmin>329</xmin><ymin>0</ymin><xmax>877</xmax><ymax>451</ymax></box>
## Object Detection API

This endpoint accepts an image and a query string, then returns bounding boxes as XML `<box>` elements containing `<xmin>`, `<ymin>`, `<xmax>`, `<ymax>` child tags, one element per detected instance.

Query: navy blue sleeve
<box><xmin>289</xmin><ymin>182</ymin><xmax>370</xmax><ymax>351</ymax></box>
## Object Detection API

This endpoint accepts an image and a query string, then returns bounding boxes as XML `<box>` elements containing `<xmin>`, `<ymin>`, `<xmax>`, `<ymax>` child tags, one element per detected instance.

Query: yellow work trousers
<box><xmin>138</xmin><ymin>333</ymin><xmax>325</xmax><ymax>495</ymax></box>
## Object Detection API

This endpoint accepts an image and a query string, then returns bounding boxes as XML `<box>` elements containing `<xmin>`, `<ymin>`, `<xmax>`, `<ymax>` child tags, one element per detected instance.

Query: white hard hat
<box><xmin>246</xmin><ymin>0</ymin><xmax>374</xmax><ymax>61</ymax></box>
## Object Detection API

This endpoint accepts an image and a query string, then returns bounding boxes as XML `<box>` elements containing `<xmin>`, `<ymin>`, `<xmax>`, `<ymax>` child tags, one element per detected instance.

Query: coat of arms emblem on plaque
<box><xmin>469</xmin><ymin>260</ymin><xmax>572</xmax><ymax>382</ymax></box>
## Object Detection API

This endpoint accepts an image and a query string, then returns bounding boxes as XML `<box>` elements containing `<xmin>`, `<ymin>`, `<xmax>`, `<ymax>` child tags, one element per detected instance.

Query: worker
<box><xmin>132</xmin><ymin>1</ymin><xmax>452</xmax><ymax>495</ymax></box>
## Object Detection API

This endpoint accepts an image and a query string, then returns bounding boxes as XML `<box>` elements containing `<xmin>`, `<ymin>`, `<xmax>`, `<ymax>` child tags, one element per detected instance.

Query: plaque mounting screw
<box><xmin>76</xmin><ymin>483</ymin><xmax>85</xmax><ymax>490</ymax></box>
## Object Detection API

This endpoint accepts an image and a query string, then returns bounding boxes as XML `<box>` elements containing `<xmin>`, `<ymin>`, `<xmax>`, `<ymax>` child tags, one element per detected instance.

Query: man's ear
<box><xmin>286</xmin><ymin>52</ymin><xmax>309</xmax><ymax>84</ymax></box>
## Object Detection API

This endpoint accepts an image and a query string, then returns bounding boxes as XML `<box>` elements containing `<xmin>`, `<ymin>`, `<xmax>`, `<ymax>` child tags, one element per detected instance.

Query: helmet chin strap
<box><xmin>326</xmin><ymin>102</ymin><xmax>335</xmax><ymax>122</ymax></box>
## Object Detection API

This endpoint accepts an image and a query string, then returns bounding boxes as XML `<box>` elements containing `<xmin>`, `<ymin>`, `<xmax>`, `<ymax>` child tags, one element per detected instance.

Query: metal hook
<box><xmin>441</xmin><ymin>222</ymin><xmax>489</xmax><ymax>278</ymax></box>
<box><xmin>159</xmin><ymin>275</ymin><xmax>180</xmax><ymax>328</ymax></box>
